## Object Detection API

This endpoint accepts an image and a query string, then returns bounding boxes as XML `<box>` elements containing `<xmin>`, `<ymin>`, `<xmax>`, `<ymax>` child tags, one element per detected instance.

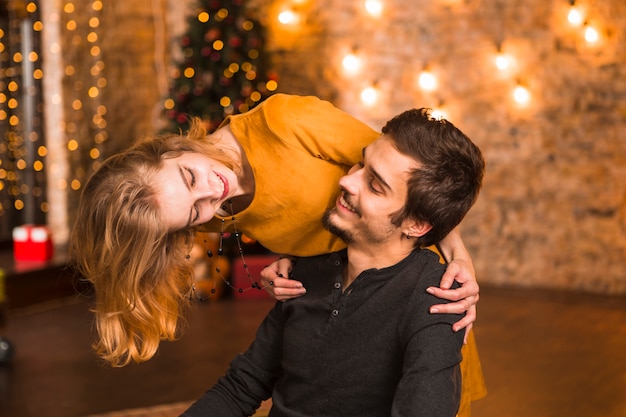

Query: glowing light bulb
<box><xmin>567</xmin><ymin>6</ymin><xmax>583</xmax><ymax>26</ymax></box>
<box><xmin>418</xmin><ymin>70</ymin><xmax>437</xmax><ymax>91</ymax></box>
<box><xmin>584</xmin><ymin>24</ymin><xmax>599</xmax><ymax>43</ymax></box>
<box><xmin>495</xmin><ymin>52</ymin><xmax>510</xmax><ymax>70</ymax></box>
<box><xmin>278</xmin><ymin>9</ymin><xmax>298</xmax><ymax>25</ymax></box>
<box><xmin>360</xmin><ymin>86</ymin><xmax>379</xmax><ymax>105</ymax></box>
<box><xmin>364</xmin><ymin>0</ymin><xmax>383</xmax><ymax>17</ymax></box>
<box><xmin>342</xmin><ymin>52</ymin><xmax>362</xmax><ymax>74</ymax></box>
<box><xmin>431</xmin><ymin>108</ymin><xmax>448</xmax><ymax>120</ymax></box>
<box><xmin>512</xmin><ymin>84</ymin><xmax>530</xmax><ymax>105</ymax></box>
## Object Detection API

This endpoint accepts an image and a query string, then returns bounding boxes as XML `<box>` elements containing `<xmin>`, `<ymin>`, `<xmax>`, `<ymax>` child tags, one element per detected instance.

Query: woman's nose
<box><xmin>196</xmin><ymin>175</ymin><xmax>222</xmax><ymax>201</ymax></box>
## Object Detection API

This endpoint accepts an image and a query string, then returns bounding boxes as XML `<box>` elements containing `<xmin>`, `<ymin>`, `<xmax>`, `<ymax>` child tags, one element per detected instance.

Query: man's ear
<box><xmin>404</xmin><ymin>219</ymin><xmax>432</xmax><ymax>238</ymax></box>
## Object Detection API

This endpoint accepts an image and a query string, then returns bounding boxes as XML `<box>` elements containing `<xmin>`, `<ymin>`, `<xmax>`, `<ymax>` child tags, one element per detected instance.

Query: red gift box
<box><xmin>12</xmin><ymin>225</ymin><xmax>54</xmax><ymax>262</ymax></box>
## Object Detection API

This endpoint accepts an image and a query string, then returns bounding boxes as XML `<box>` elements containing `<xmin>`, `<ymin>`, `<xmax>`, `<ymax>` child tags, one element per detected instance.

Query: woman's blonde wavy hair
<box><xmin>69</xmin><ymin>118</ymin><xmax>235</xmax><ymax>367</ymax></box>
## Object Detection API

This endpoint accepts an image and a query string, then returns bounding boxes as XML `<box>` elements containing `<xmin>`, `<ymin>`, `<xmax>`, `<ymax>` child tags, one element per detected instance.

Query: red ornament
<box><xmin>205</xmin><ymin>28</ymin><xmax>221</xmax><ymax>41</ymax></box>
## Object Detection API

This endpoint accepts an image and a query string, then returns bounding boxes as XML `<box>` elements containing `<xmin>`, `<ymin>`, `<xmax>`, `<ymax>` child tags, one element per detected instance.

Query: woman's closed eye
<box><xmin>184</xmin><ymin>167</ymin><xmax>200</xmax><ymax>224</ymax></box>
<box><xmin>185</xmin><ymin>167</ymin><xmax>196</xmax><ymax>187</ymax></box>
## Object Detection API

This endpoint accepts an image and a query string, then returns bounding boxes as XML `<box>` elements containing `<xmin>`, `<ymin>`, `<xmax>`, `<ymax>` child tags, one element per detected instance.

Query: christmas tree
<box><xmin>162</xmin><ymin>0</ymin><xmax>278</xmax><ymax>133</ymax></box>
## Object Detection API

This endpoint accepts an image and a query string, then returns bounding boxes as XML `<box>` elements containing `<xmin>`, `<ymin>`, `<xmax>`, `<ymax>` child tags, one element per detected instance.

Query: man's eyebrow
<box><xmin>363</xmin><ymin>146</ymin><xmax>392</xmax><ymax>191</ymax></box>
<box><xmin>178</xmin><ymin>166</ymin><xmax>193</xmax><ymax>228</ymax></box>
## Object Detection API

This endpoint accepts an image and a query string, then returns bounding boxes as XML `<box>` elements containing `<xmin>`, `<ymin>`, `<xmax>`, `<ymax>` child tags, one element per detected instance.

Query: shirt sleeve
<box><xmin>391</xmin><ymin>276</ymin><xmax>465</xmax><ymax>417</ymax></box>
<box><xmin>180</xmin><ymin>303</ymin><xmax>285</xmax><ymax>417</ymax></box>
<box><xmin>258</xmin><ymin>94</ymin><xmax>381</xmax><ymax>167</ymax></box>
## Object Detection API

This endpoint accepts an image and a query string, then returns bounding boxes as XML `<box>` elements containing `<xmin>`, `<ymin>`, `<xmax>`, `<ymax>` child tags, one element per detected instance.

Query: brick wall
<box><xmin>48</xmin><ymin>0</ymin><xmax>625</xmax><ymax>294</ymax></box>
<box><xmin>250</xmin><ymin>0</ymin><xmax>626</xmax><ymax>295</ymax></box>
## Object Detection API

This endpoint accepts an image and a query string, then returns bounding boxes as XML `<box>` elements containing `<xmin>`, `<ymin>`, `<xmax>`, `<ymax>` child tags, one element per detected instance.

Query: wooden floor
<box><xmin>1</xmin><ymin>280</ymin><xmax>625</xmax><ymax>417</ymax></box>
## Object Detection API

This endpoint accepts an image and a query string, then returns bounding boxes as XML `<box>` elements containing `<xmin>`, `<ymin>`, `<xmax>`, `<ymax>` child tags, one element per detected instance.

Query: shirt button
<box><xmin>334</xmin><ymin>260</ymin><xmax>341</xmax><ymax>266</ymax></box>
<box><xmin>332</xmin><ymin>309</ymin><xmax>339</xmax><ymax>316</ymax></box>
<box><xmin>334</xmin><ymin>282</ymin><xmax>341</xmax><ymax>289</ymax></box>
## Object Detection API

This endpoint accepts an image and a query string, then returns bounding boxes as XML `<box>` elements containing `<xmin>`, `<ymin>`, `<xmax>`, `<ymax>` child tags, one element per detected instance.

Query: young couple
<box><xmin>70</xmin><ymin>94</ymin><xmax>487</xmax><ymax>416</ymax></box>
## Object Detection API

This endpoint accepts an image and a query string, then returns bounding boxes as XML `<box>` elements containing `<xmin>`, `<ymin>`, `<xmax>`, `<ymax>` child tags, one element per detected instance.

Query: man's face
<box><xmin>324</xmin><ymin>135</ymin><xmax>419</xmax><ymax>246</ymax></box>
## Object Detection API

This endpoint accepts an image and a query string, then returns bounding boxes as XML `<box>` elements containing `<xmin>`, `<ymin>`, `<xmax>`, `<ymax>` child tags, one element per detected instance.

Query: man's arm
<box><xmin>180</xmin><ymin>304</ymin><xmax>284</xmax><ymax>417</ymax></box>
<box><xmin>391</xmin><ymin>288</ymin><xmax>465</xmax><ymax>417</ymax></box>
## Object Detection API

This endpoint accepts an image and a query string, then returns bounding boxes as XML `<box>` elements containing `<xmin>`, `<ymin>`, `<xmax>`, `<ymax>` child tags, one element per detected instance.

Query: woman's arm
<box><xmin>428</xmin><ymin>227</ymin><xmax>479</xmax><ymax>341</ymax></box>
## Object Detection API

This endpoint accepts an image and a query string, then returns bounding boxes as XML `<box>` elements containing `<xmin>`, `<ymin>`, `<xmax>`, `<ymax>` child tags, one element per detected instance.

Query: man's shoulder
<box><xmin>396</xmin><ymin>249</ymin><xmax>449</xmax><ymax>290</ymax></box>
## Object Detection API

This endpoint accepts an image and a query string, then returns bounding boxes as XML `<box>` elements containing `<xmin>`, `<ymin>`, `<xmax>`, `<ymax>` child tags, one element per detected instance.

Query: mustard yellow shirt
<box><xmin>200</xmin><ymin>94</ymin><xmax>379</xmax><ymax>256</ymax></box>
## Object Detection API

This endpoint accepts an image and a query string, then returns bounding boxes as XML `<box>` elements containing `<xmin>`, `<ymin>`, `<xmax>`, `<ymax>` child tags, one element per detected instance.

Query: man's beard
<box><xmin>322</xmin><ymin>208</ymin><xmax>355</xmax><ymax>244</ymax></box>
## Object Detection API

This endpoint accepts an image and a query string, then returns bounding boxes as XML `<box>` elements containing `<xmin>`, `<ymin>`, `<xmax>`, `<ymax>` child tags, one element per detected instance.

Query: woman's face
<box><xmin>154</xmin><ymin>152</ymin><xmax>238</xmax><ymax>231</ymax></box>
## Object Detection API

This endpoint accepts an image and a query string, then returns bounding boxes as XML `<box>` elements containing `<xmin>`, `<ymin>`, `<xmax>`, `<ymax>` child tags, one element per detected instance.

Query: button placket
<box><xmin>329</xmin><ymin>256</ymin><xmax>343</xmax><ymax>321</ymax></box>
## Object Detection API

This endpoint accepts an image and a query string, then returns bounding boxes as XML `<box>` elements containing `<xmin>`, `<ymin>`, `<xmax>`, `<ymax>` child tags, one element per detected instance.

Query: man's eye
<box><xmin>369</xmin><ymin>181</ymin><xmax>382</xmax><ymax>194</ymax></box>
<box><xmin>368</xmin><ymin>175</ymin><xmax>383</xmax><ymax>194</ymax></box>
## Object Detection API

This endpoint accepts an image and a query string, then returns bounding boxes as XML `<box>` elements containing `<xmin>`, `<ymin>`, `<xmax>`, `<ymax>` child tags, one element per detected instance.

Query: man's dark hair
<box><xmin>384</xmin><ymin>108</ymin><xmax>485</xmax><ymax>247</ymax></box>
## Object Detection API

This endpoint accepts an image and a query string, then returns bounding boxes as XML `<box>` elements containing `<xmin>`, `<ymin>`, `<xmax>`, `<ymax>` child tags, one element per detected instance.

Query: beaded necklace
<box><xmin>192</xmin><ymin>200</ymin><xmax>270</xmax><ymax>300</ymax></box>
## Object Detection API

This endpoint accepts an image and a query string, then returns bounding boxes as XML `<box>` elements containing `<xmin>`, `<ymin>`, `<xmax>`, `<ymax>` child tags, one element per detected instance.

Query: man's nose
<box><xmin>339</xmin><ymin>169</ymin><xmax>362</xmax><ymax>193</ymax></box>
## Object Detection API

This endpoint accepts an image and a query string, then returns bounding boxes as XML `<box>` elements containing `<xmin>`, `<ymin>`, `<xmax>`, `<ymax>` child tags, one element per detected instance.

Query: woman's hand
<box><xmin>260</xmin><ymin>257</ymin><xmax>306</xmax><ymax>301</ymax></box>
<box><xmin>427</xmin><ymin>258</ymin><xmax>479</xmax><ymax>343</ymax></box>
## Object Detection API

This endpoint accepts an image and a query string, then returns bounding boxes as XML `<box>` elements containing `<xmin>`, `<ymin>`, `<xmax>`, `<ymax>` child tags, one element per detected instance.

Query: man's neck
<box><xmin>344</xmin><ymin>240</ymin><xmax>416</xmax><ymax>289</ymax></box>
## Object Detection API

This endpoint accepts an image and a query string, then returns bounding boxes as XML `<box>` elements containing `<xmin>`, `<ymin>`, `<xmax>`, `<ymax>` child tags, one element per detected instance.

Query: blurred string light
<box><xmin>567</xmin><ymin>1</ymin><xmax>584</xmax><ymax>26</ymax></box>
<box><xmin>494</xmin><ymin>44</ymin><xmax>513</xmax><ymax>71</ymax></box>
<box><xmin>417</xmin><ymin>68</ymin><xmax>437</xmax><ymax>92</ymax></box>
<box><xmin>364</xmin><ymin>0</ymin><xmax>384</xmax><ymax>17</ymax></box>
<box><xmin>512</xmin><ymin>82</ymin><xmax>531</xmax><ymax>106</ymax></box>
<box><xmin>430</xmin><ymin>105</ymin><xmax>448</xmax><ymax>121</ymax></box>
<box><xmin>564</xmin><ymin>2</ymin><xmax>603</xmax><ymax>46</ymax></box>
<box><xmin>0</xmin><ymin>1</ymin><xmax>47</xmax><ymax>226</ymax></box>
<box><xmin>342</xmin><ymin>49</ymin><xmax>362</xmax><ymax>75</ymax></box>
<box><xmin>494</xmin><ymin>53</ymin><xmax>510</xmax><ymax>70</ymax></box>
<box><xmin>278</xmin><ymin>8</ymin><xmax>300</xmax><ymax>25</ymax></box>
<box><xmin>583</xmin><ymin>22</ymin><xmax>600</xmax><ymax>43</ymax></box>
<box><xmin>63</xmin><ymin>0</ymin><xmax>107</xmax><ymax>195</ymax></box>
<box><xmin>360</xmin><ymin>85</ymin><xmax>379</xmax><ymax>106</ymax></box>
